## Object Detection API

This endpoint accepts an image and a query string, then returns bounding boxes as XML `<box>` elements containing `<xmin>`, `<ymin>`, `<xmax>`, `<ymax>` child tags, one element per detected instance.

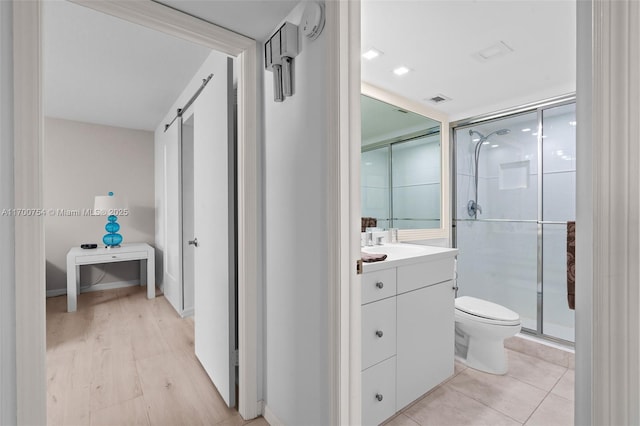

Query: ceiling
<box><xmin>156</xmin><ymin>0</ymin><xmax>300</xmax><ymax>41</ymax></box>
<box><xmin>43</xmin><ymin>0</ymin><xmax>214</xmax><ymax>131</ymax></box>
<box><xmin>44</xmin><ymin>0</ymin><xmax>576</xmax><ymax>131</ymax></box>
<box><xmin>43</xmin><ymin>0</ymin><xmax>297</xmax><ymax>131</ymax></box>
<box><xmin>361</xmin><ymin>0</ymin><xmax>576</xmax><ymax>121</ymax></box>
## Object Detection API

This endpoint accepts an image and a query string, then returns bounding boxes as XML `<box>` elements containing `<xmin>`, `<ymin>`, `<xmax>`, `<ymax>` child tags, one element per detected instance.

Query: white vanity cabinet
<box><xmin>361</xmin><ymin>246</ymin><xmax>457</xmax><ymax>426</ymax></box>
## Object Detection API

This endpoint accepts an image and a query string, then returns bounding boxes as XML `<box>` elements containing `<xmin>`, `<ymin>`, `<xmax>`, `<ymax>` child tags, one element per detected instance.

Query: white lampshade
<box><xmin>94</xmin><ymin>194</ymin><xmax>128</xmax><ymax>213</ymax></box>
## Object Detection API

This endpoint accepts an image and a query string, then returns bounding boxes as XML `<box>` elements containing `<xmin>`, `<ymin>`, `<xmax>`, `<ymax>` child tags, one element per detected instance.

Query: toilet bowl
<box><xmin>454</xmin><ymin>296</ymin><xmax>521</xmax><ymax>375</ymax></box>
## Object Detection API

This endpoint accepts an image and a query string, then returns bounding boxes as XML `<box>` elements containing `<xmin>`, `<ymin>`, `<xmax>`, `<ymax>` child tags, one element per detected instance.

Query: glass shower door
<box><xmin>455</xmin><ymin>111</ymin><xmax>539</xmax><ymax>331</ymax></box>
<box><xmin>541</xmin><ymin>103</ymin><xmax>576</xmax><ymax>341</ymax></box>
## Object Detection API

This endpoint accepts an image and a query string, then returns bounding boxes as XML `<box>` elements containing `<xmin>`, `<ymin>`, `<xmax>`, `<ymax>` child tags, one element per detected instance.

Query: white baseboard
<box><xmin>263</xmin><ymin>404</ymin><xmax>284</xmax><ymax>426</ymax></box>
<box><xmin>257</xmin><ymin>400</ymin><xmax>264</xmax><ymax>416</ymax></box>
<box><xmin>46</xmin><ymin>280</ymin><xmax>141</xmax><ymax>298</ymax></box>
<box><xmin>181</xmin><ymin>308</ymin><xmax>194</xmax><ymax>318</ymax></box>
<box><xmin>45</xmin><ymin>288</ymin><xmax>67</xmax><ymax>298</ymax></box>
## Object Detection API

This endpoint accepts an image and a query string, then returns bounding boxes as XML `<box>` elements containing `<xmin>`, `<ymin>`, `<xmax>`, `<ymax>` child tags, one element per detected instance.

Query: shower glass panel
<box><xmin>455</xmin><ymin>111</ymin><xmax>539</xmax><ymax>331</ymax></box>
<box><xmin>454</xmin><ymin>101</ymin><xmax>576</xmax><ymax>343</ymax></box>
<box><xmin>541</xmin><ymin>103</ymin><xmax>576</xmax><ymax>342</ymax></box>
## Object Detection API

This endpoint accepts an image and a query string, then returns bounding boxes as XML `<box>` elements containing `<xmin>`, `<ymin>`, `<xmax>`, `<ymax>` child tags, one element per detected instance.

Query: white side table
<box><xmin>66</xmin><ymin>243</ymin><xmax>155</xmax><ymax>312</ymax></box>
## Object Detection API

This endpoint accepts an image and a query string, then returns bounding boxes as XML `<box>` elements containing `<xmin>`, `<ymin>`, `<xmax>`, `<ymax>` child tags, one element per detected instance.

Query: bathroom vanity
<box><xmin>360</xmin><ymin>243</ymin><xmax>458</xmax><ymax>425</ymax></box>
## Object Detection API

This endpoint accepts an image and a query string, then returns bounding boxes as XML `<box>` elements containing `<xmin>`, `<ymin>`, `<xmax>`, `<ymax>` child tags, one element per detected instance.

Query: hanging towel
<box><xmin>567</xmin><ymin>221</ymin><xmax>576</xmax><ymax>310</ymax></box>
<box><xmin>361</xmin><ymin>217</ymin><xmax>377</xmax><ymax>232</ymax></box>
<box><xmin>361</xmin><ymin>252</ymin><xmax>387</xmax><ymax>263</ymax></box>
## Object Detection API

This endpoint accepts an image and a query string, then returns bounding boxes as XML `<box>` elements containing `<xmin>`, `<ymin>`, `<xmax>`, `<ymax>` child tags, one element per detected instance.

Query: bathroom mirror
<box><xmin>361</xmin><ymin>83</ymin><xmax>450</xmax><ymax>241</ymax></box>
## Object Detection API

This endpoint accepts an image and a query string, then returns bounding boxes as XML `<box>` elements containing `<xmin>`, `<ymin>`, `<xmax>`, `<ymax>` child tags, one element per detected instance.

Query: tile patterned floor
<box><xmin>384</xmin><ymin>350</ymin><xmax>575</xmax><ymax>426</ymax></box>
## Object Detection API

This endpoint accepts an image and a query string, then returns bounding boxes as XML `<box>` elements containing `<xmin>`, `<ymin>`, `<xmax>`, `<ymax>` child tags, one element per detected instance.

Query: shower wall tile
<box><xmin>543</xmin><ymin>171</ymin><xmax>576</xmax><ymax>221</ymax></box>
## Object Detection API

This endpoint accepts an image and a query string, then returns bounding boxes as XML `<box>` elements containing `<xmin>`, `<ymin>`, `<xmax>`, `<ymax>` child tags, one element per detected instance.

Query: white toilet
<box><xmin>454</xmin><ymin>296</ymin><xmax>521</xmax><ymax>375</ymax></box>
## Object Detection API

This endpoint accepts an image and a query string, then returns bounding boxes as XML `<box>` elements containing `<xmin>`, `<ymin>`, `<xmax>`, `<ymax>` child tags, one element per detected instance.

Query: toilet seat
<box><xmin>455</xmin><ymin>308</ymin><xmax>521</xmax><ymax>326</ymax></box>
<box><xmin>455</xmin><ymin>296</ymin><xmax>520</xmax><ymax>326</ymax></box>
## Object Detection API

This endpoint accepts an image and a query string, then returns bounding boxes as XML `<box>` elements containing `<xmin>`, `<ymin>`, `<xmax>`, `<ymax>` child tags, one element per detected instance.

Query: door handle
<box><xmin>188</xmin><ymin>238</ymin><xmax>199</xmax><ymax>247</ymax></box>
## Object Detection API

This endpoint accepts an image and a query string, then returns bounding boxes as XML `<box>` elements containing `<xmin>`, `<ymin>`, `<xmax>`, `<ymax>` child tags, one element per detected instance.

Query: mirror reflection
<box><xmin>361</xmin><ymin>94</ymin><xmax>442</xmax><ymax>231</ymax></box>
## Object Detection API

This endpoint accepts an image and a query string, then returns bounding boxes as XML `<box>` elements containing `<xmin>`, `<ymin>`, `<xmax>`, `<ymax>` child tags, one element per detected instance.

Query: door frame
<box><xmin>12</xmin><ymin>1</ymin><xmax>260</xmax><ymax>423</ymax></box>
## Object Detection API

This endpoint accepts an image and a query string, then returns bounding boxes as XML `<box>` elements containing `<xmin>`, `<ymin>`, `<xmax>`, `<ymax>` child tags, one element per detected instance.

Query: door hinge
<box><xmin>233</xmin><ymin>349</ymin><xmax>239</xmax><ymax>367</ymax></box>
<box><xmin>356</xmin><ymin>259</ymin><xmax>363</xmax><ymax>275</ymax></box>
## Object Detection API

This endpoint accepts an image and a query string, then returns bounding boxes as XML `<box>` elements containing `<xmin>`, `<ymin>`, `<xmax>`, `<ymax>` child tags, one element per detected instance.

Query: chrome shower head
<box><xmin>495</xmin><ymin>128</ymin><xmax>510</xmax><ymax>136</ymax></box>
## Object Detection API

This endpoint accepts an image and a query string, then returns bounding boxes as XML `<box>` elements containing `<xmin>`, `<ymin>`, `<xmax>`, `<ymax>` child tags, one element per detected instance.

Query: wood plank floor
<box><xmin>46</xmin><ymin>286</ymin><xmax>268</xmax><ymax>426</ymax></box>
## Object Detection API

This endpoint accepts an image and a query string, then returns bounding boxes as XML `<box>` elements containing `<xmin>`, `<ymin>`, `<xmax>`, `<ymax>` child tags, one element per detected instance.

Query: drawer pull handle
<box><xmin>375</xmin><ymin>393</ymin><xmax>383</xmax><ymax>402</ymax></box>
<box><xmin>112</xmin><ymin>256</ymin><xmax>117</xmax><ymax>259</ymax></box>
<box><xmin>375</xmin><ymin>330</ymin><xmax>384</xmax><ymax>338</ymax></box>
<box><xmin>375</xmin><ymin>281</ymin><xmax>384</xmax><ymax>289</ymax></box>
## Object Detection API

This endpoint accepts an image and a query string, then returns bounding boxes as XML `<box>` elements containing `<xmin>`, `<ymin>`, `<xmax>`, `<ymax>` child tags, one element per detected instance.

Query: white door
<box><xmin>192</xmin><ymin>57</ymin><xmax>236</xmax><ymax>407</ymax></box>
<box><xmin>161</xmin><ymin>118</ymin><xmax>183</xmax><ymax>314</ymax></box>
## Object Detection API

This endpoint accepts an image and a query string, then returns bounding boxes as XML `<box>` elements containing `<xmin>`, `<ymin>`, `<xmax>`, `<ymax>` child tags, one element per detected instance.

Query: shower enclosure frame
<box><xmin>451</xmin><ymin>93</ymin><xmax>576</xmax><ymax>346</ymax></box>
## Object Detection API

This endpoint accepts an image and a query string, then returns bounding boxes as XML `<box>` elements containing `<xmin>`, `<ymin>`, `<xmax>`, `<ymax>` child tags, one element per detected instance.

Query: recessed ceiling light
<box><xmin>482</xmin><ymin>141</ymin><xmax>490</xmax><ymax>145</ymax></box>
<box><xmin>472</xmin><ymin>138</ymin><xmax>480</xmax><ymax>142</ymax></box>
<box><xmin>521</xmin><ymin>128</ymin><xmax>531</xmax><ymax>132</ymax></box>
<box><xmin>393</xmin><ymin>66</ymin><xmax>410</xmax><ymax>76</ymax></box>
<box><xmin>362</xmin><ymin>48</ymin><xmax>382</xmax><ymax>60</ymax></box>
<box><xmin>491</xmin><ymin>144</ymin><xmax>499</xmax><ymax>148</ymax></box>
<box><xmin>569</xmin><ymin>121</ymin><xmax>577</xmax><ymax>126</ymax></box>
<box><xmin>532</xmin><ymin>132</ymin><xmax>538</xmax><ymax>136</ymax></box>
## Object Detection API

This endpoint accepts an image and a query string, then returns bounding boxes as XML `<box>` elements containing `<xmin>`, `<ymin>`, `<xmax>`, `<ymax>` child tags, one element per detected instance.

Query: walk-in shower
<box><xmin>467</xmin><ymin>128</ymin><xmax>511</xmax><ymax>218</ymax></box>
<box><xmin>453</xmin><ymin>99</ymin><xmax>576</xmax><ymax>343</ymax></box>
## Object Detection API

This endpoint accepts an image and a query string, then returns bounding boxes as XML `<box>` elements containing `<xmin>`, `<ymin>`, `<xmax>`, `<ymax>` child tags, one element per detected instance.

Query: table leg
<box><xmin>147</xmin><ymin>252</ymin><xmax>155</xmax><ymax>300</ymax></box>
<box><xmin>66</xmin><ymin>256</ymin><xmax>78</xmax><ymax>312</ymax></box>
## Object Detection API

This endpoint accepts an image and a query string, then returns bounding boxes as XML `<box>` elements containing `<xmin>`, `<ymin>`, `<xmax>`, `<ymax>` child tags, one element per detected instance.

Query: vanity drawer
<box><xmin>75</xmin><ymin>251</ymin><xmax>148</xmax><ymax>265</ymax></box>
<box><xmin>362</xmin><ymin>356</ymin><xmax>396</xmax><ymax>426</ymax></box>
<box><xmin>362</xmin><ymin>268</ymin><xmax>396</xmax><ymax>305</ymax></box>
<box><xmin>397</xmin><ymin>257</ymin><xmax>454</xmax><ymax>294</ymax></box>
<box><xmin>362</xmin><ymin>296</ymin><xmax>396</xmax><ymax>370</ymax></box>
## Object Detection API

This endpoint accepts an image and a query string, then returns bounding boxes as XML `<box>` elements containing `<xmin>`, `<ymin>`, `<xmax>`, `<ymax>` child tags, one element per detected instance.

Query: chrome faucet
<box><xmin>365</xmin><ymin>229</ymin><xmax>374</xmax><ymax>246</ymax></box>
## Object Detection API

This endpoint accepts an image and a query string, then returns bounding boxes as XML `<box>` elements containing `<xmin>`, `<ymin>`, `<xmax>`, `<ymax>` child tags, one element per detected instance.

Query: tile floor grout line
<box><xmin>521</xmin><ymin>388</ymin><xmax>552</xmax><ymax>425</ymax></box>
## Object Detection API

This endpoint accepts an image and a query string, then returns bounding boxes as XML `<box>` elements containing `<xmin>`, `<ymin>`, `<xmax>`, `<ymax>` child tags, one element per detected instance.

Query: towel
<box><xmin>567</xmin><ymin>221</ymin><xmax>575</xmax><ymax>310</ymax></box>
<box><xmin>362</xmin><ymin>252</ymin><xmax>387</xmax><ymax>263</ymax></box>
<box><xmin>361</xmin><ymin>217</ymin><xmax>377</xmax><ymax>233</ymax></box>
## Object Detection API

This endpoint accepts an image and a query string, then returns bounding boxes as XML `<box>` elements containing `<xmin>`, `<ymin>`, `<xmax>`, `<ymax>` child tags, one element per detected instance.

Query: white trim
<box><xmin>180</xmin><ymin>307</ymin><xmax>194</xmax><ymax>319</ymax></box>
<box><xmin>13</xmin><ymin>2</ymin><xmax>46</xmax><ymax>425</ymax></box>
<box><xmin>575</xmin><ymin>1</ymin><xmax>593</xmax><ymax>424</ymax></box>
<box><xmin>360</xmin><ymin>82</ymin><xmax>451</xmax><ymax>243</ymax></box>
<box><xmin>589</xmin><ymin>1</ymin><xmax>640</xmax><ymax>424</ymax></box>
<box><xmin>262</xmin><ymin>404</ymin><xmax>284</xmax><ymax>426</ymax></box>
<box><xmin>14</xmin><ymin>0</ymin><xmax>260</xmax><ymax>421</ymax></box>
<box><xmin>327</xmin><ymin>1</ymin><xmax>361</xmax><ymax>424</ymax></box>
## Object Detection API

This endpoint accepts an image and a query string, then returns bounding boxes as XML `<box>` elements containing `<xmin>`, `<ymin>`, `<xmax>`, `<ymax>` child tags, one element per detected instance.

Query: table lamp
<box><xmin>94</xmin><ymin>192</ymin><xmax>128</xmax><ymax>248</ymax></box>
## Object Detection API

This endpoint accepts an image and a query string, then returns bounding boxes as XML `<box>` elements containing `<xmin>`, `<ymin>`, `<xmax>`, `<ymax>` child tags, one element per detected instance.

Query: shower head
<box><xmin>469</xmin><ymin>128</ymin><xmax>510</xmax><ymax>144</ymax></box>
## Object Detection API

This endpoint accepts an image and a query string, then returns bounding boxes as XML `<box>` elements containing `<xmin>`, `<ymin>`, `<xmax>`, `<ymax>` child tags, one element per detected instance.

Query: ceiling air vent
<box><xmin>426</xmin><ymin>94</ymin><xmax>451</xmax><ymax>104</ymax></box>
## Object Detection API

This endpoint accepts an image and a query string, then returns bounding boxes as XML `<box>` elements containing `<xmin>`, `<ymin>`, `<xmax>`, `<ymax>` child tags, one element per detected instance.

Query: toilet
<box><xmin>454</xmin><ymin>296</ymin><xmax>521</xmax><ymax>375</ymax></box>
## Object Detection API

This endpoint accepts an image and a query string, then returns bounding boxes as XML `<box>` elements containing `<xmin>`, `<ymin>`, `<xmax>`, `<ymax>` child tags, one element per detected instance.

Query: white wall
<box><xmin>263</xmin><ymin>3</ymin><xmax>330</xmax><ymax>424</ymax></box>
<box><xmin>43</xmin><ymin>117</ymin><xmax>155</xmax><ymax>292</ymax></box>
<box><xmin>0</xmin><ymin>0</ymin><xmax>16</xmax><ymax>423</ymax></box>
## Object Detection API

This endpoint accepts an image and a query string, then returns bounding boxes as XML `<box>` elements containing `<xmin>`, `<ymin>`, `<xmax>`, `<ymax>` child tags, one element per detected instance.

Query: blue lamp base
<box><xmin>103</xmin><ymin>215</ymin><xmax>123</xmax><ymax>248</ymax></box>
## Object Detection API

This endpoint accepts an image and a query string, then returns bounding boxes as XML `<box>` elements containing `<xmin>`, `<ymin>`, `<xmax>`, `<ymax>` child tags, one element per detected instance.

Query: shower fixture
<box><xmin>467</xmin><ymin>128</ymin><xmax>511</xmax><ymax>218</ymax></box>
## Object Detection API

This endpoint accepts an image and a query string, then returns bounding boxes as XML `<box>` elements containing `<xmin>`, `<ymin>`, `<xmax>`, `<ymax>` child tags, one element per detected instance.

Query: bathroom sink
<box><xmin>362</xmin><ymin>243</ymin><xmax>429</xmax><ymax>258</ymax></box>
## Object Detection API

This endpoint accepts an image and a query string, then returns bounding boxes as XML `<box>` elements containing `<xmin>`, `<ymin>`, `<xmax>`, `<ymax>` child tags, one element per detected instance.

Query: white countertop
<box><xmin>362</xmin><ymin>243</ymin><xmax>458</xmax><ymax>272</ymax></box>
